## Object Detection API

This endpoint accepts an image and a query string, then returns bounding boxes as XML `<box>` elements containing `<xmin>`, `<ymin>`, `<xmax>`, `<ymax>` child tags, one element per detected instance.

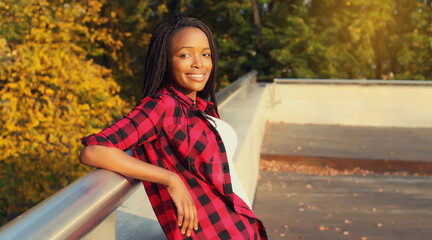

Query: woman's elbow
<box><xmin>79</xmin><ymin>146</ymin><xmax>97</xmax><ymax>166</ymax></box>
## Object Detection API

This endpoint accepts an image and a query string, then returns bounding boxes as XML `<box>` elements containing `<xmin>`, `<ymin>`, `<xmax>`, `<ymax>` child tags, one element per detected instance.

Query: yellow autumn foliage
<box><xmin>0</xmin><ymin>0</ymin><xmax>129</xmax><ymax>224</ymax></box>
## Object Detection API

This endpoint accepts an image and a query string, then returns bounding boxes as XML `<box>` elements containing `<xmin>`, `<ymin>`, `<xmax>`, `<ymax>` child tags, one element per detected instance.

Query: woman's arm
<box><xmin>80</xmin><ymin>145</ymin><xmax>198</xmax><ymax>237</ymax></box>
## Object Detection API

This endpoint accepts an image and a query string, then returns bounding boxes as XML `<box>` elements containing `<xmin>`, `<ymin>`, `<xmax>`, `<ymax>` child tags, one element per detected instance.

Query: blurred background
<box><xmin>1</xmin><ymin>0</ymin><xmax>431</xmax><ymax>227</ymax></box>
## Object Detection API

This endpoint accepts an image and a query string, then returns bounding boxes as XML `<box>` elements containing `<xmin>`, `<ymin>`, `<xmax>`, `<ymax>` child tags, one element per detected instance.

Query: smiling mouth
<box><xmin>186</xmin><ymin>73</ymin><xmax>205</xmax><ymax>77</ymax></box>
<box><xmin>185</xmin><ymin>73</ymin><xmax>207</xmax><ymax>81</ymax></box>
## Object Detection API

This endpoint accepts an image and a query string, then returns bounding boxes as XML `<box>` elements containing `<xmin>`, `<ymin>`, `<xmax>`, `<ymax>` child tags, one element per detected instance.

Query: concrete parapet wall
<box><xmin>219</xmin><ymin>82</ymin><xmax>268</xmax><ymax>202</ymax></box>
<box><xmin>268</xmin><ymin>83</ymin><xmax>432</xmax><ymax>128</ymax></box>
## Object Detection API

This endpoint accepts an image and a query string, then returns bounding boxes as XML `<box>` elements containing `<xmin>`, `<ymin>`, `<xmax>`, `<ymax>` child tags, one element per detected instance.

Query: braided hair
<box><xmin>142</xmin><ymin>15</ymin><xmax>219</xmax><ymax>113</ymax></box>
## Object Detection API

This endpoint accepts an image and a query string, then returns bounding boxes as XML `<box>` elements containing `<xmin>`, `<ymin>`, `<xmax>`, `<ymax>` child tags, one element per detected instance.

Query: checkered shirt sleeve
<box><xmin>81</xmin><ymin>95</ymin><xmax>166</xmax><ymax>150</ymax></box>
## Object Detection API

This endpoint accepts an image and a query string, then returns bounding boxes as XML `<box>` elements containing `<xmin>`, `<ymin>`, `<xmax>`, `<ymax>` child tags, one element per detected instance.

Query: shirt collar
<box><xmin>164</xmin><ymin>84</ymin><xmax>215</xmax><ymax>114</ymax></box>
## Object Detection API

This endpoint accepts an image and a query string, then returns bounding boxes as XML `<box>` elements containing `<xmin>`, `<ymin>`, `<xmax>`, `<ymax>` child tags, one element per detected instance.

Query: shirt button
<box><xmin>223</xmin><ymin>165</ymin><xmax>229</xmax><ymax>172</ymax></box>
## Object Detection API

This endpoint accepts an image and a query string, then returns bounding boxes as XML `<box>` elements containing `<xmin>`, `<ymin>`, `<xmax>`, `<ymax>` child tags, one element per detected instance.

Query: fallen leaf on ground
<box><xmin>319</xmin><ymin>225</ymin><xmax>329</xmax><ymax>231</ymax></box>
<box><xmin>259</xmin><ymin>159</ymin><xmax>431</xmax><ymax>177</ymax></box>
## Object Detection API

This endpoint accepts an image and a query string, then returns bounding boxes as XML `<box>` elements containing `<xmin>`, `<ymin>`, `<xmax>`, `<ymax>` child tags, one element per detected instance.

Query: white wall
<box><xmin>268</xmin><ymin>84</ymin><xmax>432</xmax><ymax>128</ymax></box>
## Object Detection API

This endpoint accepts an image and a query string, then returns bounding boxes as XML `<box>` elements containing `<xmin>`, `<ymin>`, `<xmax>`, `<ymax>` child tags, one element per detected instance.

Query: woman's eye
<box><xmin>203</xmin><ymin>53</ymin><xmax>211</xmax><ymax>57</ymax></box>
<box><xmin>180</xmin><ymin>53</ymin><xmax>190</xmax><ymax>58</ymax></box>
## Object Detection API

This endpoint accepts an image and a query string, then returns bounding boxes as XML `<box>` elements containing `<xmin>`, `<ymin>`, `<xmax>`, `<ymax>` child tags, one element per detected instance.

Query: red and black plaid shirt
<box><xmin>81</xmin><ymin>85</ymin><xmax>267</xmax><ymax>239</ymax></box>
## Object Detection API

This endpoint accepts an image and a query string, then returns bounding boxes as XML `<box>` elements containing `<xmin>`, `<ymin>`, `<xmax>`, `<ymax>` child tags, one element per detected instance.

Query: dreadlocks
<box><xmin>142</xmin><ymin>15</ymin><xmax>219</xmax><ymax>113</ymax></box>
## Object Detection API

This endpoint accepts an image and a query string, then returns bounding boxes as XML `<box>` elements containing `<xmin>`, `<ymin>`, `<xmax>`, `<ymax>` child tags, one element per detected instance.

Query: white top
<box><xmin>206</xmin><ymin>115</ymin><xmax>252</xmax><ymax>208</ymax></box>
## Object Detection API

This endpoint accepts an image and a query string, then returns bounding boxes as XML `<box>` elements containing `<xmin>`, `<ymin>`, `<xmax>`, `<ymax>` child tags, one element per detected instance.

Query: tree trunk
<box><xmin>167</xmin><ymin>0</ymin><xmax>178</xmax><ymax>16</ymax></box>
<box><xmin>250</xmin><ymin>0</ymin><xmax>262</xmax><ymax>38</ymax></box>
<box><xmin>250</xmin><ymin>0</ymin><xmax>264</xmax><ymax>74</ymax></box>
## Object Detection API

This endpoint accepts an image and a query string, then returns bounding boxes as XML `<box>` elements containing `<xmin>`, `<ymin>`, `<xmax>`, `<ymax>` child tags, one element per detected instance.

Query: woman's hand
<box><xmin>166</xmin><ymin>174</ymin><xmax>199</xmax><ymax>237</ymax></box>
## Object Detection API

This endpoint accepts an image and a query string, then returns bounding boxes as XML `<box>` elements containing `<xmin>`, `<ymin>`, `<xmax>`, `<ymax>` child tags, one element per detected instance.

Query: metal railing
<box><xmin>216</xmin><ymin>70</ymin><xmax>257</xmax><ymax>109</ymax></box>
<box><xmin>0</xmin><ymin>169</ymin><xmax>138</xmax><ymax>239</ymax></box>
<box><xmin>0</xmin><ymin>70</ymin><xmax>258</xmax><ymax>240</ymax></box>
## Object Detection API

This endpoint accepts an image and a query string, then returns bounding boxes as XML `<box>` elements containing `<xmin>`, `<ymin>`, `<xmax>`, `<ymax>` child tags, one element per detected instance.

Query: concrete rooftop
<box><xmin>254</xmin><ymin>123</ymin><xmax>432</xmax><ymax>239</ymax></box>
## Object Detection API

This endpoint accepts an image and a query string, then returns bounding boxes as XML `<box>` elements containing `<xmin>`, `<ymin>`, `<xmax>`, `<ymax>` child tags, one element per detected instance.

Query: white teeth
<box><xmin>188</xmin><ymin>74</ymin><xmax>204</xmax><ymax>77</ymax></box>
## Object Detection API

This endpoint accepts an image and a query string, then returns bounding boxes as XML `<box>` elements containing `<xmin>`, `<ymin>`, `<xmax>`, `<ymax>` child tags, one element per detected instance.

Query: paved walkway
<box><xmin>254</xmin><ymin>167</ymin><xmax>432</xmax><ymax>239</ymax></box>
<box><xmin>254</xmin><ymin>123</ymin><xmax>432</xmax><ymax>239</ymax></box>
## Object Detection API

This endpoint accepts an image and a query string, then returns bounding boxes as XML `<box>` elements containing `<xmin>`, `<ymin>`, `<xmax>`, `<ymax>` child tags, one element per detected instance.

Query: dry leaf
<box><xmin>319</xmin><ymin>225</ymin><xmax>329</xmax><ymax>231</ymax></box>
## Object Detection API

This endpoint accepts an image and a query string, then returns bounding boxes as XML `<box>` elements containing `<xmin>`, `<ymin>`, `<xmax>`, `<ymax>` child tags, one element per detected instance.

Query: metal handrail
<box><xmin>274</xmin><ymin>78</ymin><xmax>432</xmax><ymax>86</ymax></box>
<box><xmin>216</xmin><ymin>70</ymin><xmax>257</xmax><ymax>108</ymax></box>
<box><xmin>0</xmin><ymin>70</ymin><xmax>258</xmax><ymax>239</ymax></box>
<box><xmin>0</xmin><ymin>169</ymin><xmax>138</xmax><ymax>239</ymax></box>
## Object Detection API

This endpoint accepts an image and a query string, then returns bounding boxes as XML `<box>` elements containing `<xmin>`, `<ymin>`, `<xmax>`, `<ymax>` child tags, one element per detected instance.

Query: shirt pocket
<box><xmin>165</xmin><ymin>122</ymin><xmax>217</xmax><ymax>175</ymax></box>
<box><xmin>165</xmin><ymin>123</ymin><xmax>193</xmax><ymax>159</ymax></box>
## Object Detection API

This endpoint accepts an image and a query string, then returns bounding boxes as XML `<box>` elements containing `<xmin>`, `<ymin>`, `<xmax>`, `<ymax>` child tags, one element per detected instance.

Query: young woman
<box><xmin>80</xmin><ymin>15</ymin><xmax>267</xmax><ymax>239</ymax></box>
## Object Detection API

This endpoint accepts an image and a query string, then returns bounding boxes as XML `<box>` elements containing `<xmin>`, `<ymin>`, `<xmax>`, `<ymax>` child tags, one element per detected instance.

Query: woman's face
<box><xmin>168</xmin><ymin>27</ymin><xmax>212</xmax><ymax>100</ymax></box>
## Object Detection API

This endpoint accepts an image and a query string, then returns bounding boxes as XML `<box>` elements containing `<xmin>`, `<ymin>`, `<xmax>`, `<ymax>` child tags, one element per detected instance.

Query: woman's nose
<box><xmin>192</xmin><ymin>55</ymin><xmax>204</xmax><ymax>69</ymax></box>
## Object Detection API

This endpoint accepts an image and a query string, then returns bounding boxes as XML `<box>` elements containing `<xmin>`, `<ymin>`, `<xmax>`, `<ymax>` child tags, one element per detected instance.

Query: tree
<box><xmin>388</xmin><ymin>0</ymin><xmax>432</xmax><ymax>79</ymax></box>
<box><xmin>0</xmin><ymin>0</ymin><xmax>129</xmax><ymax>225</ymax></box>
<box><xmin>259</xmin><ymin>0</ymin><xmax>329</xmax><ymax>79</ymax></box>
<box><xmin>86</xmin><ymin>0</ymin><xmax>170</xmax><ymax>101</ymax></box>
<box><xmin>308</xmin><ymin>0</ymin><xmax>396</xmax><ymax>79</ymax></box>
